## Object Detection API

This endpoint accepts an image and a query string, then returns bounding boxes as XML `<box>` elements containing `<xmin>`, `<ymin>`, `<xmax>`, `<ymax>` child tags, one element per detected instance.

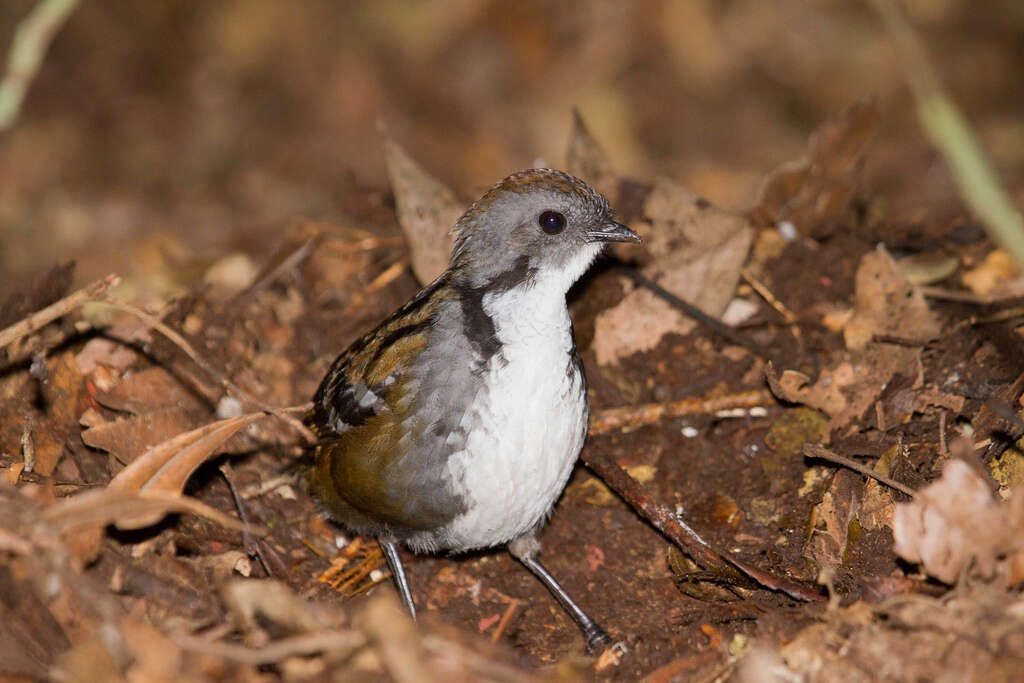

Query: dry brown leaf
<box><xmin>109</xmin><ymin>412</ymin><xmax>262</xmax><ymax>497</ymax></box>
<box><xmin>843</xmin><ymin>246</ymin><xmax>941</xmax><ymax>351</ymax></box>
<box><xmin>80</xmin><ymin>407</ymin><xmax>196</xmax><ymax>464</ymax></box>
<box><xmin>566</xmin><ymin>109</ymin><xmax>619</xmax><ymax>201</ymax></box>
<box><xmin>593</xmin><ymin>178</ymin><xmax>753</xmax><ymax>365</ymax></box>
<box><xmin>962</xmin><ymin>248</ymin><xmax>1019</xmax><ymax>296</ymax></box>
<box><xmin>749</xmin><ymin>96</ymin><xmax>878</xmax><ymax>232</ymax></box>
<box><xmin>222</xmin><ymin>579</ymin><xmax>331</xmax><ymax>634</ymax></box>
<box><xmin>24</xmin><ymin>351</ymin><xmax>87</xmax><ymax>476</ymax></box>
<box><xmin>95</xmin><ymin>366</ymin><xmax>207</xmax><ymax>415</ymax></box>
<box><xmin>808</xmin><ymin>471</ymin><xmax>863</xmax><ymax>572</ymax></box>
<box><xmin>767</xmin><ymin>344</ymin><xmax>923</xmax><ymax>436</ymax></box>
<box><xmin>43</xmin><ymin>488</ymin><xmax>249</xmax><ymax>535</ymax></box>
<box><xmin>383</xmin><ymin>134</ymin><xmax>463</xmax><ymax>284</ymax></box>
<box><xmin>49</xmin><ymin>411</ymin><xmax>265</xmax><ymax>565</ymax></box>
<box><xmin>892</xmin><ymin>459</ymin><xmax>1015</xmax><ymax>584</ymax></box>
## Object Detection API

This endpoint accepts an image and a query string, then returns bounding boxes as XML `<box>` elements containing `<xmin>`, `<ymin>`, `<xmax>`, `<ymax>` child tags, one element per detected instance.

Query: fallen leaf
<box><xmin>95</xmin><ymin>366</ymin><xmax>207</xmax><ymax>415</ymax></box>
<box><xmin>566</xmin><ymin>109</ymin><xmax>619</xmax><ymax>201</ymax></box>
<box><xmin>767</xmin><ymin>344</ymin><xmax>924</xmax><ymax>436</ymax></box>
<box><xmin>383</xmin><ymin>134</ymin><xmax>463</xmax><ymax>284</ymax></box>
<box><xmin>749</xmin><ymin>96</ymin><xmax>878</xmax><ymax>233</ymax></box>
<box><xmin>892</xmin><ymin>459</ymin><xmax>1015</xmax><ymax>583</ymax></box>
<box><xmin>843</xmin><ymin>246</ymin><xmax>940</xmax><ymax>351</ymax></box>
<box><xmin>961</xmin><ymin>249</ymin><xmax>1021</xmax><ymax>296</ymax></box>
<box><xmin>808</xmin><ymin>470</ymin><xmax>862</xmax><ymax>572</ymax></box>
<box><xmin>33</xmin><ymin>351</ymin><xmax>86</xmax><ymax>475</ymax></box>
<box><xmin>593</xmin><ymin>178</ymin><xmax>752</xmax><ymax>365</ymax></box>
<box><xmin>80</xmin><ymin>407</ymin><xmax>197</xmax><ymax>465</ymax></box>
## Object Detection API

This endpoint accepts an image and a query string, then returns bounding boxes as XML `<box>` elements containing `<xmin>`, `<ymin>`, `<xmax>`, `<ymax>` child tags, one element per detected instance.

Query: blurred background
<box><xmin>1</xmin><ymin>0</ymin><xmax>1022</xmax><ymax>298</ymax></box>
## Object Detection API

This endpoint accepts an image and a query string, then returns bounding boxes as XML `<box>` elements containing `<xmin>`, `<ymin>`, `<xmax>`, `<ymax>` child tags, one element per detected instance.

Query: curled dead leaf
<box><xmin>843</xmin><ymin>246</ymin><xmax>940</xmax><ymax>351</ymax></box>
<box><xmin>892</xmin><ymin>459</ymin><xmax>1017</xmax><ymax>584</ymax></box>
<box><xmin>383</xmin><ymin>133</ymin><xmax>464</xmax><ymax>284</ymax></box>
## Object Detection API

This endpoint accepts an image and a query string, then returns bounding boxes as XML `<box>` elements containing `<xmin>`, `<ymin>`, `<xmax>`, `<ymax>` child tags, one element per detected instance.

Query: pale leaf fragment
<box><xmin>893</xmin><ymin>459</ymin><xmax>1013</xmax><ymax>583</ymax></box>
<box><xmin>594</xmin><ymin>178</ymin><xmax>753</xmax><ymax>365</ymax></box>
<box><xmin>383</xmin><ymin>135</ymin><xmax>464</xmax><ymax>284</ymax></box>
<box><xmin>566</xmin><ymin>109</ymin><xmax>619</xmax><ymax>201</ymax></box>
<box><xmin>843</xmin><ymin>246</ymin><xmax>941</xmax><ymax>351</ymax></box>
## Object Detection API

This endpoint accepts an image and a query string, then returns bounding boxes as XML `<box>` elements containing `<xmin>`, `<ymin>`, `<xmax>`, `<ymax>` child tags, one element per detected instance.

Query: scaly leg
<box><xmin>379</xmin><ymin>539</ymin><xmax>417</xmax><ymax>621</ymax></box>
<box><xmin>508</xmin><ymin>534</ymin><xmax>611</xmax><ymax>653</ymax></box>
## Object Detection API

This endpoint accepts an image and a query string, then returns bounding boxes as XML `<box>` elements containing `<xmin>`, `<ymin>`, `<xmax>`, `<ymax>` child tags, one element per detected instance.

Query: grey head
<box><xmin>449</xmin><ymin>169</ymin><xmax>640</xmax><ymax>292</ymax></box>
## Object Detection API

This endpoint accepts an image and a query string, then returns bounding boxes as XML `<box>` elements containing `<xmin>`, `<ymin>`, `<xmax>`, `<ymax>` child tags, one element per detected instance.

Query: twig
<box><xmin>489</xmin><ymin>599</ymin><xmax>521</xmax><ymax>645</ymax></box>
<box><xmin>589</xmin><ymin>389</ymin><xmax>775</xmax><ymax>435</ymax></box>
<box><xmin>869</xmin><ymin>0</ymin><xmax>1024</xmax><ymax>268</ymax></box>
<box><xmin>220</xmin><ymin>462</ymin><xmax>273</xmax><ymax>578</ymax></box>
<box><xmin>235</xmin><ymin>236</ymin><xmax>317</xmax><ymax>301</ymax></box>
<box><xmin>919</xmin><ymin>286</ymin><xmax>1023</xmax><ymax>304</ymax></box>
<box><xmin>97</xmin><ymin>295</ymin><xmax>316</xmax><ymax>444</ymax></box>
<box><xmin>969</xmin><ymin>305</ymin><xmax>1024</xmax><ymax>326</ymax></box>
<box><xmin>939</xmin><ymin>411</ymin><xmax>948</xmax><ymax>457</ymax></box>
<box><xmin>619</xmin><ymin>269</ymin><xmax>772</xmax><ymax>361</ymax></box>
<box><xmin>581</xmin><ymin>448</ymin><xmax>823</xmax><ymax>602</ymax></box>
<box><xmin>0</xmin><ymin>274</ymin><xmax>119</xmax><ymax>350</ymax></box>
<box><xmin>740</xmin><ymin>267</ymin><xmax>798</xmax><ymax>325</ymax></box>
<box><xmin>172</xmin><ymin>630</ymin><xmax>365</xmax><ymax>665</ymax></box>
<box><xmin>0</xmin><ymin>0</ymin><xmax>79</xmax><ymax>131</ymax></box>
<box><xmin>803</xmin><ymin>443</ymin><xmax>916</xmax><ymax>498</ymax></box>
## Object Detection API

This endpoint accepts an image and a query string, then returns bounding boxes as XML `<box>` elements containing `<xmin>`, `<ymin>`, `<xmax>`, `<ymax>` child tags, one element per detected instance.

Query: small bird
<box><xmin>306</xmin><ymin>168</ymin><xmax>639</xmax><ymax>652</ymax></box>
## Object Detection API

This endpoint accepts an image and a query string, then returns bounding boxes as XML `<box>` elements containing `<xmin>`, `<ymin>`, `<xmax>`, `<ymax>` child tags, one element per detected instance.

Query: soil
<box><xmin>1</xmin><ymin>2</ymin><xmax>1023</xmax><ymax>681</ymax></box>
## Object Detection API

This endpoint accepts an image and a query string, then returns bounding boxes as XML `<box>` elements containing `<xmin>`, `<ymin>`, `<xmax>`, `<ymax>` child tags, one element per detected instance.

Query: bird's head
<box><xmin>449</xmin><ymin>169</ymin><xmax>639</xmax><ymax>293</ymax></box>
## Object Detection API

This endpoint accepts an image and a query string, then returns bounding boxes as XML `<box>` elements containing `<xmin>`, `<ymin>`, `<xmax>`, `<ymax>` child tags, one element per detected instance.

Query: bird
<box><xmin>306</xmin><ymin>168</ymin><xmax>640</xmax><ymax>652</ymax></box>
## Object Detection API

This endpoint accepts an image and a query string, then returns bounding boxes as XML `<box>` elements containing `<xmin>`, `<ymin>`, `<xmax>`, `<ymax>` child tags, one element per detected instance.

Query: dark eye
<box><xmin>539</xmin><ymin>210</ymin><xmax>566</xmax><ymax>234</ymax></box>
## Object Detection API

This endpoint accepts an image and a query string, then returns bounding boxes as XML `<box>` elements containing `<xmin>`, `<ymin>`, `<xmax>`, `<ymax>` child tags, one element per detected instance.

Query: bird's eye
<box><xmin>538</xmin><ymin>210</ymin><xmax>566</xmax><ymax>234</ymax></box>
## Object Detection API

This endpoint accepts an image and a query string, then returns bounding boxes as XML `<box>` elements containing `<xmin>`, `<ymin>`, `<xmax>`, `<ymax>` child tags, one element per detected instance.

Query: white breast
<box><xmin>442</xmin><ymin>282</ymin><xmax>588</xmax><ymax>550</ymax></box>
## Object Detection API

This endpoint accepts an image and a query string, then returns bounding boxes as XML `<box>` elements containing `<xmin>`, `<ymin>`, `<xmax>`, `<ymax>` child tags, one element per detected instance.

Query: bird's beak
<box><xmin>586</xmin><ymin>221</ymin><xmax>641</xmax><ymax>244</ymax></box>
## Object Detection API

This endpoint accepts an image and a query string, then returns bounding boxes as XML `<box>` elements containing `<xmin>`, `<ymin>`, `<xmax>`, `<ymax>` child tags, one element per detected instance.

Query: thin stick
<box><xmin>969</xmin><ymin>305</ymin><xmax>1024</xmax><ymax>326</ymax></box>
<box><xmin>98</xmin><ymin>295</ymin><xmax>317</xmax><ymax>443</ymax></box>
<box><xmin>581</xmin><ymin>448</ymin><xmax>823</xmax><ymax>602</ymax></box>
<box><xmin>803</xmin><ymin>443</ymin><xmax>916</xmax><ymax>498</ymax></box>
<box><xmin>939</xmin><ymin>411</ymin><xmax>948</xmax><ymax>457</ymax></box>
<box><xmin>220</xmin><ymin>462</ymin><xmax>273</xmax><ymax>578</ymax></box>
<box><xmin>0</xmin><ymin>0</ymin><xmax>79</xmax><ymax>131</ymax></box>
<box><xmin>620</xmin><ymin>269</ymin><xmax>772</xmax><ymax>361</ymax></box>
<box><xmin>918</xmin><ymin>286</ymin><xmax>1019</xmax><ymax>304</ymax></box>
<box><xmin>589</xmin><ymin>389</ymin><xmax>774</xmax><ymax>435</ymax></box>
<box><xmin>740</xmin><ymin>267</ymin><xmax>798</xmax><ymax>325</ymax></box>
<box><xmin>489</xmin><ymin>599</ymin><xmax>521</xmax><ymax>645</ymax></box>
<box><xmin>0</xmin><ymin>274</ymin><xmax>119</xmax><ymax>350</ymax></box>
<box><xmin>172</xmin><ymin>630</ymin><xmax>365</xmax><ymax>665</ymax></box>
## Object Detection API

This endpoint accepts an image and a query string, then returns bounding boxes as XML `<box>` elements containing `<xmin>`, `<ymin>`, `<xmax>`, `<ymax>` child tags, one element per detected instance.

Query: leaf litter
<box><xmin>1</xmin><ymin>102</ymin><xmax>1024</xmax><ymax>683</ymax></box>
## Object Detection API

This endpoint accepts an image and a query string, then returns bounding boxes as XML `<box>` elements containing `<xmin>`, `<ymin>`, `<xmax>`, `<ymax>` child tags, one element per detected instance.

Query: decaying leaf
<box><xmin>107</xmin><ymin>412</ymin><xmax>263</xmax><ymax>501</ymax></box>
<box><xmin>80</xmin><ymin>407</ymin><xmax>197</xmax><ymax>465</ymax></box>
<box><xmin>766</xmin><ymin>344</ymin><xmax>923</xmax><ymax>435</ymax></box>
<box><xmin>808</xmin><ymin>470</ymin><xmax>863</xmax><ymax>572</ymax></box>
<box><xmin>749</xmin><ymin>96</ymin><xmax>878</xmax><ymax>233</ymax></box>
<box><xmin>961</xmin><ymin>248</ymin><xmax>1024</xmax><ymax>298</ymax></box>
<box><xmin>383</xmin><ymin>134</ymin><xmax>464</xmax><ymax>283</ymax></box>
<box><xmin>566</xmin><ymin>109</ymin><xmax>619</xmax><ymax>201</ymax></box>
<box><xmin>50</xmin><ymin>412</ymin><xmax>265</xmax><ymax>565</ymax></box>
<box><xmin>843</xmin><ymin>246</ymin><xmax>941</xmax><ymax>351</ymax></box>
<box><xmin>593</xmin><ymin>178</ymin><xmax>753</xmax><ymax>365</ymax></box>
<box><xmin>892</xmin><ymin>459</ymin><xmax>1021</xmax><ymax>584</ymax></box>
<box><xmin>95</xmin><ymin>366</ymin><xmax>207</xmax><ymax>415</ymax></box>
<box><xmin>28</xmin><ymin>351</ymin><xmax>87</xmax><ymax>476</ymax></box>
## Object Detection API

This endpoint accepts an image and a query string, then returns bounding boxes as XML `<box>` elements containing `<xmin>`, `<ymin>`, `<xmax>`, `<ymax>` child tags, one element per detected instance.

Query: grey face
<box><xmin>451</xmin><ymin>169</ymin><xmax>639</xmax><ymax>289</ymax></box>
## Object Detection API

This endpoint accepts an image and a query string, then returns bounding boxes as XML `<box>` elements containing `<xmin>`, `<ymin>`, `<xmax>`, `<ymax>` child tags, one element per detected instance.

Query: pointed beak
<box><xmin>586</xmin><ymin>221</ymin><xmax>641</xmax><ymax>244</ymax></box>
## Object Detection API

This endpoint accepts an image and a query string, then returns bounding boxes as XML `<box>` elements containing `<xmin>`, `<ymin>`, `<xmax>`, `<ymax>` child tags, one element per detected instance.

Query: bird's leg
<box><xmin>508</xmin><ymin>534</ymin><xmax>611</xmax><ymax>653</ymax></box>
<box><xmin>379</xmin><ymin>539</ymin><xmax>417</xmax><ymax>621</ymax></box>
